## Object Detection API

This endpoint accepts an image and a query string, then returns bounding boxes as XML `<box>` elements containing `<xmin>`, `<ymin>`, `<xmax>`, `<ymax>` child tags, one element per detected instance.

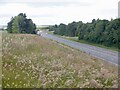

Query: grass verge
<box><xmin>2</xmin><ymin>33</ymin><xmax>118</xmax><ymax>88</ymax></box>
<box><xmin>48</xmin><ymin>31</ymin><xmax>119</xmax><ymax>52</ymax></box>
<box><xmin>0</xmin><ymin>31</ymin><xmax>2</xmax><ymax>88</ymax></box>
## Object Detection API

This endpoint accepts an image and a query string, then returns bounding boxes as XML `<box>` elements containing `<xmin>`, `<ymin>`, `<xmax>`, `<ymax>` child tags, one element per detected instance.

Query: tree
<box><xmin>25</xmin><ymin>19</ymin><xmax>36</xmax><ymax>34</ymax></box>
<box><xmin>12</xmin><ymin>16</ymin><xmax>19</xmax><ymax>33</ymax></box>
<box><xmin>7</xmin><ymin>13</ymin><xmax>36</xmax><ymax>34</ymax></box>
<box><xmin>58</xmin><ymin>23</ymin><xmax>66</xmax><ymax>35</ymax></box>
<box><xmin>7</xmin><ymin>17</ymin><xmax>14</xmax><ymax>33</ymax></box>
<box><xmin>49</xmin><ymin>18</ymin><xmax>119</xmax><ymax>48</ymax></box>
<box><xmin>67</xmin><ymin>22</ymin><xmax>77</xmax><ymax>37</ymax></box>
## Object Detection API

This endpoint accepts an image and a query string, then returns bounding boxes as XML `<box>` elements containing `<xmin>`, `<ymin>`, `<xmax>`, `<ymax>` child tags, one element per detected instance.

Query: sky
<box><xmin>0</xmin><ymin>0</ymin><xmax>119</xmax><ymax>25</ymax></box>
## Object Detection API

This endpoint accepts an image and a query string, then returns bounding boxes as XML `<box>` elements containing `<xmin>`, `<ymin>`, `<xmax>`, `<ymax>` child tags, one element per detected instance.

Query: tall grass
<box><xmin>0</xmin><ymin>31</ymin><xmax>2</xmax><ymax>88</ymax></box>
<box><xmin>2</xmin><ymin>33</ymin><xmax>118</xmax><ymax>88</ymax></box>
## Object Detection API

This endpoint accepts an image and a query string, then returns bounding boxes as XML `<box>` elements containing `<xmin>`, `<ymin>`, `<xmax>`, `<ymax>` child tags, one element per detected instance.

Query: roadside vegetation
<box><xmin>61</xmin><ymin>36</ymin><xmax>119</xmax><ymax>51</ymax></box>
<box><xmin>2</xmin><ymin>33</ymin><xmax>118</xmax><ymax>88</ymax></box>
<box><xmin>49</xmin><ymin>18</ymin><xmax>120</xmax><ymax>50</ymax></box>
<box><xmin>47</xmin><ymin>31</ymin><xmax>118</xmax><ymax>51</ymax></box>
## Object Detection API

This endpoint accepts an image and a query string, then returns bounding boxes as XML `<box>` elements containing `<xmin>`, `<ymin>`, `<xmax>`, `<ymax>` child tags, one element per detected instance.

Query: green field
<box><xmin>2</xmin><ymin>33</ymin><xmax>118</xmax><ymax>88</ymax></box>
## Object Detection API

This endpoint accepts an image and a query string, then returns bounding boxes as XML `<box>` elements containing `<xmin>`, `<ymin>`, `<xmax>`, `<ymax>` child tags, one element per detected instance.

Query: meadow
<box><xmin>2</xmin><ymin>33</ymin><xmax>118</xmax><ymax>88</ymax></box>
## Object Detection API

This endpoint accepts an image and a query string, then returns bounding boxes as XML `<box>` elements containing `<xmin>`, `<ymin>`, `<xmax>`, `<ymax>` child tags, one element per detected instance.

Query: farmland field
<box><xmin>2</xmin><ymin>33</ymin><xmax>118</xmax><ymax>88</ymax></box>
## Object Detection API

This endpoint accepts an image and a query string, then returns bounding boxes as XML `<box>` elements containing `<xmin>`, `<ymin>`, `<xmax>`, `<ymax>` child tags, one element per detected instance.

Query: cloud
<box><xmin>0</xmin><ymin>0</ymin><xmax>94</xmax><ymax>7</ymax></box>
<box><xmin>27</xmin><ymin>2</ymin><xmax>93</xmax><ymax>7</ymax></box>
<box><xmin>0</xmin><ymin>0</ymin><xmax>93</xmax><ymax>3</ymax></box>
<box><xmin>0</xmin><ymin>0</ymin><xmax>119</xmax><ymax>25</ymax></box>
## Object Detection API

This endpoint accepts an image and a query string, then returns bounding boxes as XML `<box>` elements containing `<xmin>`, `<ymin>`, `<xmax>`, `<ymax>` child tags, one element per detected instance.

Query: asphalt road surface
<box><xmin>40</xmin><ymin>32</ymin><xmax>119</xmax><ymax>66</ymax></box>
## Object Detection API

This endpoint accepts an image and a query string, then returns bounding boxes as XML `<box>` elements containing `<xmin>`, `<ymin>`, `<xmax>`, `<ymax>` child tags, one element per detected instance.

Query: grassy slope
<box><xmin>2</xmin><ymin>33</ymin><xmax>118</xmax><ymax>88</ymax></box>
<box><xmin>0</xmin><ymin>31</ymin><xmax>2</xmax><ymax>88</ymax></box>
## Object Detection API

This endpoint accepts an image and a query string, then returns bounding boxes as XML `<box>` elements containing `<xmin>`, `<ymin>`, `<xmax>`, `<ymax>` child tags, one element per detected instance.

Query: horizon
<box><xmin>0</xmin><ymin>0</ymin><xmax>119</xmax><ymax>25</ymax></box>
<box><xmin>0</xmin><ymin>17</ymin><xmax>118</xmax><ymax>26</ymax></box>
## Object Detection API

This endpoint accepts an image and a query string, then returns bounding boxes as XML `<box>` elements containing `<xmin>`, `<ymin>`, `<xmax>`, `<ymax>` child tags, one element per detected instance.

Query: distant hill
<box><xmin>0</xmin><ymin>25</ymin><xmax>7</xmax><ymax>30</ymax></box>
<box><xmin>37</xmin><ymin>25</ymin><xmax>53</xmax><ymax>27</ymax></box>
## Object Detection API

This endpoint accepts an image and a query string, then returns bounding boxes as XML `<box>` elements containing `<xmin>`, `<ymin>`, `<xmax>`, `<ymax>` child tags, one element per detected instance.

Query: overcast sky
<box><xmin>0</xmin><ymin>0</ymin><xmax>119</xmax><ymax>25</ymax></box>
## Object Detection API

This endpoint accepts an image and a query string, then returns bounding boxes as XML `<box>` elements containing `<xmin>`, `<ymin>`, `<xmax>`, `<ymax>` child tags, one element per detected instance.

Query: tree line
<box><xmin>7</xmin><ymin>13</ymin><xmax>36</xmax><ymax>34</ymax></box>
<box><xmin>49</xmin><ymin>18</ymin><xmax>120</xmax><ymax>48</ymax></box>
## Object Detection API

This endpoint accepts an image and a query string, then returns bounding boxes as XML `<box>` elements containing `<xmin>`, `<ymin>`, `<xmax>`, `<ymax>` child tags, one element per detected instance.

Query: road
<box><xmin>40</xmin><ymin>32</ymin><xmax>119</xmax><ymax>65</ymax></box>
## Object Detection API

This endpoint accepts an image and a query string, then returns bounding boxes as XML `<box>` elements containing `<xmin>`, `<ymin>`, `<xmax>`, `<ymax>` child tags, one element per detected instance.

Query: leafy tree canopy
<box><xmin>7</xmin><ymin>13</ymin><xmax>36</xmax><ymax>34</ymax></box>
<box><xmin>49</xmin><ymin>18</ymin><xmax>120</xmax><ymax>48</ymax></box>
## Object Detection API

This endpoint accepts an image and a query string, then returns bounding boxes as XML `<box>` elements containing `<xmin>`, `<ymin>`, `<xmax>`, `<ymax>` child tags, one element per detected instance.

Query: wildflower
<box><xmin>7</xmin><ymin>84</ymin><xmax>10</xmax><ymax>87</ymax></box>
<box><xmin>65</xmin><ymin>80</ymin><xmax>73</xmax><ymax>86</ymax></box>
<box><xmin>12</xmin><ymin>82</ymin><xmax>14</xmax><ymax>85</ymax></box>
